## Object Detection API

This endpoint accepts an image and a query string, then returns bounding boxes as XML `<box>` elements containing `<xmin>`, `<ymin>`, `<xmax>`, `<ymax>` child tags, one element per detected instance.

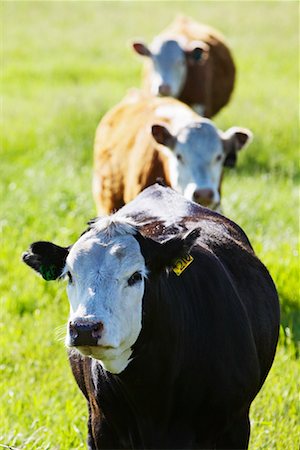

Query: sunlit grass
<box><xmin>1</xmin><ymin>1</ymin><xmax>299</xmax><ymax>449</ymax></box>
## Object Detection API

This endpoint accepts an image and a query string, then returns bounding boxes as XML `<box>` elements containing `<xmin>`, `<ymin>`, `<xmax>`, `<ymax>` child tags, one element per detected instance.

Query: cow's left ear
<box><xmin>221</xmin><ymin>127</ymin><xmax>253</xmax><ymax>168</ymax></box>
<box><xmin>136</xmin><ymin>228</ymin><xmax>200</xmax><ymax>274</ymax></box>
<box><xmin>22</xmin><ymin>241</ymin><xmax>70</xmax><ymax>280</ymax></box>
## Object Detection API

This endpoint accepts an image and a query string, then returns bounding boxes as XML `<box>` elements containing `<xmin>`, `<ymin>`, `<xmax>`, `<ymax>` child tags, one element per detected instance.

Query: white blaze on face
<box><xmin>167</xmin><ymin>121</ymin><xmax>225</xmax><ymax>208</ymax></box>
<box><xmin>64</xmin><ymin>219</ymin><xmax>146</xmax><ymax>374</ymax></box>
<box><xmin>150</xmin><ymin>39</ymin><xmax>187</xmax><ymax>97</ymax></box>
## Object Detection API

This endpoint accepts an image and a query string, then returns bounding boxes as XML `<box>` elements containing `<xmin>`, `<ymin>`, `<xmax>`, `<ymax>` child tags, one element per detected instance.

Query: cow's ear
<box><xmin>136</xmin><ymin>228</ymin><xmax>200</xmax><ymax>274</ymax></box>
<box><xmin>132</xmin><ymin>41</ymin><xmax>151</xmax><ymax>57</ymax></box>
<box><xmin>152</xmin><ymin>124</ymin><xmax>176</xmax><ymax>150</ymax></box>
<box><xmin>22</xmin><ymin>241</ymin><xmax>70</xmax><ymax>280</ymax></box>
<box><xmin>186</xmin><ymin>41</ymin><xmax>208</xmax><ymax>65</ymax></box>
<box><xmin>221</xmin><ymin>127</ymin><xmax>253</xmax><ymax>168</ymax></box>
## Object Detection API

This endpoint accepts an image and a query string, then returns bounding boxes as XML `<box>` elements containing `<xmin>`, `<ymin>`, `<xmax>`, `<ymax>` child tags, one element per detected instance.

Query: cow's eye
<box><xmin>176</xmin><ymin>154</ymin><xmax>183</xmax><ymax>162</ymax></box>
<box><xmin>216</xmin><ymin>154</ymin><xmax>222</xmax><ymax>162</ymax></box>
<box><xmin>128</xmin><ymin>272</ymin><xmax>142</xmax><ymax>286</ymax></box>
<box><xmin>67</xmin><ymin>271</ymin><xmax>73</xmax><ymax>283</ymax></box>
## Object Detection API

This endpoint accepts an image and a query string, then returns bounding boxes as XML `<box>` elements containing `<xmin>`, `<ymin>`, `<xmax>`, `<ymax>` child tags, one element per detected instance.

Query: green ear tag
<box><xmin>172</xmin><ymin>254</ymin><xmax>194</xmax><ymax>276</ymax></box>
<box><xmin>40</xmin><ymin>264</ymin><xmax>57</xmax><ymax>281</ymax></box>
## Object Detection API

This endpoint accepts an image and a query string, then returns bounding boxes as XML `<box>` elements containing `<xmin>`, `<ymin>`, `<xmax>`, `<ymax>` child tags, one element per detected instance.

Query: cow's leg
<box><xmin>216</xmin><ymin>412</ymin><xmax>250</xmax><ymax>450</ymax></box>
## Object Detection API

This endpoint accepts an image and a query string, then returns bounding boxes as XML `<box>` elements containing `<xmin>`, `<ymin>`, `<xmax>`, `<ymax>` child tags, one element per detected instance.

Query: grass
<box><xmin>1</xmin><ymin>1</ymin><xmax>299</xmax><ymax>449</ymax></box>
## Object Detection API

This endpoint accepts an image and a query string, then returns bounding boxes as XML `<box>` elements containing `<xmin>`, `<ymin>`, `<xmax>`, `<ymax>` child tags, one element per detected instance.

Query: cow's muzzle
<box><xmin>68</xmin><ymin>319</ymin><xmax>103</xmax><ymax>347</ymax></box>
<box><xmin>158</xmin><ymin>83</ymin><xmax>171</xmax><ymax>96</ymax></box>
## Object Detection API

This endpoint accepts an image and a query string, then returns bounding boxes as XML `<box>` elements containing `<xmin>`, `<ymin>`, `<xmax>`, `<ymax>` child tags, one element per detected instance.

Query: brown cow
<box><xmin>132</xmin><ymin>15</ymin><xmax>236</xmax><ymax>118</ymax></box>
<box><xmin>93</xmin><ymin>91</ymin><xmax>252</xmax><ymax>214</ymax></box>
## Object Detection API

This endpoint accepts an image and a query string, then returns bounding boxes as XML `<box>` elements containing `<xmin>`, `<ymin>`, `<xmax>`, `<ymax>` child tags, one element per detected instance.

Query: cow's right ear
<box><xmin>132</xmin><ymin>41</ymin><xmax>151</xmax><ymax>57</ymax></box>
<box><xmin>185</xmin><ymin>40</ymin><xmax>209</xmax><ymax>65</ymax></box>
<box><xmin>136</xmin><ymin>228</ymin><xmax>200</xmax><ymax>275</ymax></box>
<box><xmin>151</xmin><ymin>124</ymin><xmax>177</xmax><ymax>150</ymax></box>
<box><xmin>22</xmin><ymin>241</ymin><xmax>70</xmax><ymax>281</ymax></box>
<box><xmin>221</xmin><ymin>127</ymin><xmax>253</xmax><ymax>168</ymax></box>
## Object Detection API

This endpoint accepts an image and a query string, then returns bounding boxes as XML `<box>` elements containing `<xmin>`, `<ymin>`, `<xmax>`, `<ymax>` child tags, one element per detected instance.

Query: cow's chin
<box><xmin>76</xmin><ymin>345</ymin><xmax>132</xmax><ymax>374</ymax></box>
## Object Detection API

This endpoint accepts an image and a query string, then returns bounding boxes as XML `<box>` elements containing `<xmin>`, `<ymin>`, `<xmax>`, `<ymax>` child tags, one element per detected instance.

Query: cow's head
<box><xmin>22</xmin><ymin>219</ymin><xmax>199</xmax><ymax>374</ymax></box>
<box><xmin>152</xmin><ymin>121</ymin><xmax>252</xmax><ymax>210</ymax></box>
<box><xmin>132</xmin><ymin>37</ymin><xmax>208</xmax><ymax>98</ymax></box>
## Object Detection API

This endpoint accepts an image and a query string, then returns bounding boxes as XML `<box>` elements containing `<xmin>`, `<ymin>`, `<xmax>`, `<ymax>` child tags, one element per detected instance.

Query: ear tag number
<box><xmin>172</xmin><ymin>254</ymin><xmax>194</xmax><ymax>276</ymax></box>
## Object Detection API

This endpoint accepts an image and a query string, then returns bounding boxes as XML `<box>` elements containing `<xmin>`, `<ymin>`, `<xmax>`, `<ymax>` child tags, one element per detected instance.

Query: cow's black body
<box><xmin>67</xmin><ymin>185</ymin><xmax>279</xmax><ymax>449</ymax></box>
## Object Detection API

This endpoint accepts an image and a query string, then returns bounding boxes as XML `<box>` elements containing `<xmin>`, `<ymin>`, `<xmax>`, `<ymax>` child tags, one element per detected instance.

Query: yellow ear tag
<box><xmin>172</xmin><ymin>254</ymin><xmax>194</xmax><ymax>276</ymax></box>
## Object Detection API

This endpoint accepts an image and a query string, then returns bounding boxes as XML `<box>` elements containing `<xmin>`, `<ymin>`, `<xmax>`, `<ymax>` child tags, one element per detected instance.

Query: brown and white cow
<box><xmin>93</xmin><ymin>91</ymin><xmax>252</xmax><ymax>214</ymax></box>
<box><xmin>132</xmin><ymin>15</ymin><xmax>236</xmax><ymax>117</ymax></box>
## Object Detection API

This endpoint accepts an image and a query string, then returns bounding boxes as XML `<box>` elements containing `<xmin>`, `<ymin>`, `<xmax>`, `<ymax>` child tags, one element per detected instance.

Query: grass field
<box><xmin>1</xmin><ymin>1</ymin><xmax>299</xmax><ymax>449</ymax></box>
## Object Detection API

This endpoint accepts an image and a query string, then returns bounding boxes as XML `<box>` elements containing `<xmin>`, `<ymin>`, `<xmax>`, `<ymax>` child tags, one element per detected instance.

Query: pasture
<box><xmin>1</xmin><ymin>1</ymin><xmax>299</xmax><ymax>449</ymax></box>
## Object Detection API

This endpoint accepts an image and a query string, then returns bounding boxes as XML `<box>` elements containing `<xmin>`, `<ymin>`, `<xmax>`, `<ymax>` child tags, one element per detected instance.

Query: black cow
<box><xmin>23</xmin><ymin>184</ymin><xmax>280</xmax><ymax>449</ymax></box>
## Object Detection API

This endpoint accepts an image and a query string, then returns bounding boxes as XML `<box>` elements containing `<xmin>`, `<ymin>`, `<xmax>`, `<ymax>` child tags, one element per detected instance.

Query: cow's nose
<box><xmin>158</xmin><ymin>84</ymin><xmax>171</xmax><ymax>96</ymax></box>
<box><xmin>69</xmin><ymin>319</ymin><xmax>103</xmax><ymax>347</ymax></box>
<box><xmin>193</xmin><ymin>188</ymin><xmax>214</xmax><ymax>207</ymax></box>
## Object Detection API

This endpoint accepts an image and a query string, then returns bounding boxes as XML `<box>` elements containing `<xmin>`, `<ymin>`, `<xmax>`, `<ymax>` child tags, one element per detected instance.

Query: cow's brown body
<box><xmin>93</xmin><ymin>92</ymin><xmax>196</xmax><ymax>214</ymax></box>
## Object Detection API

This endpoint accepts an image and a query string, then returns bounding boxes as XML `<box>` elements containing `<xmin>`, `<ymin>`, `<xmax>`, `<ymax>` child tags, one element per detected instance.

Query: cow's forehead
<box><xmin>152</xmin><ymin>39</ymin><xmax>184</xmax><ymax>60</ymax></box>
<box><xmin>66</xmin><ymin>228</ymin><xmax>145</xmax><ymax>275</ymax></box>
<box><xmin>177</xmin><ymin>122</ymin><xmax>222</xmax><ymax>156</ymax></box>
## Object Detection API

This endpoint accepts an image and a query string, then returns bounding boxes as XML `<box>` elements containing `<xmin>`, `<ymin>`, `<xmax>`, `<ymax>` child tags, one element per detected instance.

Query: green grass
<box><xmin>1</xmin><ymin>1</ymin><xmax>299</xmax><ymax>449</ymax></box>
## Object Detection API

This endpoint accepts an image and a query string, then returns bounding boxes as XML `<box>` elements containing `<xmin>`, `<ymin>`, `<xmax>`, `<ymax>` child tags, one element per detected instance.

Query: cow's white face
<box><xmin>64</xmin><ymin>220</ymin><xmax>146</xmax><ymax>374</ymax></box>
<box><xmin>149</xmin><ymin>39</ymin><xmax>187</xmax><ymax>98</ymax></box>
<box><xmin>171</xmin><ymin>122</ymin><xmax>224</xmax><ymax>208</ymax></box>
<box><xmin>152</xmin><ymin>120</ymin><xmax>226</xmax><ymax>209</ymax></box>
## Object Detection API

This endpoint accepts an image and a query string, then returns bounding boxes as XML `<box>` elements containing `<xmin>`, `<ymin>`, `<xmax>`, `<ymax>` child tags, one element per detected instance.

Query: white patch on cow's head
<box><xmin>149</xmin><ymin>38</ymin><xmax>187</xmax><ymax>97</ymax></box>
<box><xmin>173</xmin><ymin>121</ymin><xmax>225</xmax><ymax>208</ymax></box>
<box><xmin>154</xmin><ymin>120</ymin><xmax>226</xmax><ymax>209</ymax></box>
<box><xmin>64</xmin><ymin>218</ymin><xmax>147</xmax><ymax>374</ymax></box>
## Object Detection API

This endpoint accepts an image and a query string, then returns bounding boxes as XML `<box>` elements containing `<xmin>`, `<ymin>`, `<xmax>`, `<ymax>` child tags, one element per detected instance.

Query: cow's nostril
<box><xmin>68</xmin><ymin>319</ymin><xmax>104</xmax><ymax>346</ymax></box>
<box><xmin>92</xmin><ymin>322</ymin><xmax>103</xmax><ymax>339</ymax></box>
<box><xmin>69</xmin><ymin>322</ymin><xmax>78</xmax><ymax>339</ymax></box>
<box><xmin>193</xmin><ymin>189</ymin><xmax>214</xmax><ymax>206</ymax></box>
